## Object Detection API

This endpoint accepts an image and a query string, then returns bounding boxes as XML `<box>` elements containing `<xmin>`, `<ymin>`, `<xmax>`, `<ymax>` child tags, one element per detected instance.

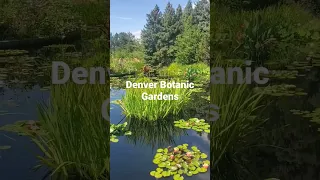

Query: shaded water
<box><xmin>229</xmin><ymin>68</ymin><xmax>320</xmax><ymax>180</ymax></box>
<box><xmin>110</xmin><ymin>89</ymin><xmax>210</xmax><ymax>180</ymax></box>
<box><xmin>0</xmin><ymin>57</ymin><xmax>50</xmax><ymax>179</ymax></box>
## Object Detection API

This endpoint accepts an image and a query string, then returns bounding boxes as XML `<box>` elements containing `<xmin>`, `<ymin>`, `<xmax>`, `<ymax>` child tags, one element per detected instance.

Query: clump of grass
<box><xmin>210</xmin><ymin>55</ymin><xmax>266</xmax><ymax>178</ymax></box>
<box><xmin>117</xmin><ymin>77</ymin><xmax>192</xmax><ymax>121</ymax></box>
<box><xmin>33</xmin><ymin>82</ymin><xmax>109</xmax><ymax>180</ymax></box>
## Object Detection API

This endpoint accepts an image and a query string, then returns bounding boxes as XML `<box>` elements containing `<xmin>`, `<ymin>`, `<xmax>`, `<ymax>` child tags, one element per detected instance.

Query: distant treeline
<box><xmin>111</xmin><ymin>0</ymin><xmax>210</xmax><ymax>67</ymax></box>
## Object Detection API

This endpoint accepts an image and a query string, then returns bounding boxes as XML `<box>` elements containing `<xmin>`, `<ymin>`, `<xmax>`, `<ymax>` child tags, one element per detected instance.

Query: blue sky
<box><xmin>111</xmin><ymin>0</ymin><xmax>198</xmax><ymax>39</ymax></box>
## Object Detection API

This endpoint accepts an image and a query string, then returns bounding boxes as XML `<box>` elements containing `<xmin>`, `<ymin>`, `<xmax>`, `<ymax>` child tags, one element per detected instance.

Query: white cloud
<box><xmin>132</xmin><ymin>30</ymin><xmax>141</xmax><ymax>39</ymax></box>
<box><xmin>111</xmin><ymin>16</ymin><xmax>133</xmax><ymax>20</ymax></box>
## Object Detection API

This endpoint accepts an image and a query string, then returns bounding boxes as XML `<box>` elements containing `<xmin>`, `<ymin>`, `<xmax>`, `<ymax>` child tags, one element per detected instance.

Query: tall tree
<box><xmin>155</xmin><ymin>2</ymin><xmax>177</xmax><ymax>66</ymax></box>
<box><xmin>183</xmin><ymin>0</ymin><xmax>194</xmax><ymax>23</ymax></box>
<box><xmin>141</xmin><ymin>5</ymin><xmax>163</xmax><ymax>65</ymax></box>
<box><xmin>193</xmin><ymin>0</ymin><xmax>210</xmax><ymax>33</ymax></box>
<box><xmin>174</xmin><ymin>16</ymin><xmax>202</xmax><ymax>64</ymax></box>
<box><xmin>175</xmin><ymin>4</ymin><xmax>183</xmax><ymax>35</ymax></box>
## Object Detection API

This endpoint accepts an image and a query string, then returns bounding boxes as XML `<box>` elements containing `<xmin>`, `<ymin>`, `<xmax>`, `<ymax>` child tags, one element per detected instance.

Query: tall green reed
<box><xmin>210</xmin><ymin>55</ymin><xmax>266</xmax><ymax>179</ymax></box>
<box><xmin>118</xmin><ymin>77</ymin><xmax>192</xmax><ymax>121</ymax></box>
<box><xmin>33</xmin><ymin>82</ymin><xmax>109</xmax><ymax>180</ymax></box>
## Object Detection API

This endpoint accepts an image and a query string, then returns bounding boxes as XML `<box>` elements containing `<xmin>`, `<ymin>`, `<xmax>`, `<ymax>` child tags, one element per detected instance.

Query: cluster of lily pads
<box><xmin>110</xmin><ymin>122</ymin><xmax>132</xmax><ymax>142</ymax></box>
<box><xmin>253</xmin><ymin>84</ymin><xmax>307</xmax><ymax>96</ymax></box>
<box><xmin>174</xmin><ymin>118</ymin><xmax>210</xmax><ymax>133</ymax></box>
<box><xmin>0</xmin><ymin>50</ymin><xmax>28</xmax><ymax>57</ymax></box>
<box><xmin>290</xmin><ymin>108</ymin><xmax>320</xmax><ymax>129</ymax></box>
<box><xmin>261</xmin><ymin>70</ymin><xmax>299</xmax><ymax>79</ymax></box>
<box><xmin>150</xmin><ymin>144</ymin><xmax>209</xmax><ymax>180</ymax></box>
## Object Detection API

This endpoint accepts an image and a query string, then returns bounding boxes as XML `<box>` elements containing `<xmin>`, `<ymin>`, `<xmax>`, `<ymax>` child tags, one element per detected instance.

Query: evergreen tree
<box><xmin>175</xmin><ymin>5</ymin><xmax>183</xmax><ymax>35</ymax></box>
<box><xmin>155</xmin><ymin>2</ymin><xmax>177</xmax><ymax>66</ymax></box>
<box><xmin>193</xmin><ymin>0</ymin><xmax>210</xmax><ymax>33</ymax></box>
<box><xmin>141</xmin><ymin>5</ymin><xmax>163</xmax><ymax>65</ymax></box>
<box><xmin>183</xmin><ymin>0</ymin><xmax>194</xmax><ymax>23</ymax></box>
<box><xmin>174</xmin><ymin>16</ymin><xmax>202</xmax><ymax>64</ymax></box>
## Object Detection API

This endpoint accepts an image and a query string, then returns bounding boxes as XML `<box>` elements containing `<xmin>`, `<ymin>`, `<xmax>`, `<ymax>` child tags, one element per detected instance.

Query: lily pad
<box><xmin>0</xmin><ymin>145</ymin><xmax>11</xmax><ymax>150</ymax></box>
<box><xmin>110</xmin><ymin>122</ymin><xmax>132</xmax><ymax>143</ymax></box>
<box><xmin>174</xmin><ymin>118</ymin><xmax>210</xmax><ymax>133</ymax></box>
<box><xmin>150</xmin><ymin>144</ymin><xmax>209</xmax><ymax>179</ymax></box>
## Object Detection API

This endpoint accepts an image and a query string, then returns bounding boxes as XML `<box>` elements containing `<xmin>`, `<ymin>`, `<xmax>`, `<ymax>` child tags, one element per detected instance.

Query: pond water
<box><xmin>0</xmin><ymin>85</ymin><xmax>50</xmax><ymax>179</ymax></box>
<box><xmin>110</xmin><ymin>88</ymin><xmax>210</xmax><ymax>180</ymax></box>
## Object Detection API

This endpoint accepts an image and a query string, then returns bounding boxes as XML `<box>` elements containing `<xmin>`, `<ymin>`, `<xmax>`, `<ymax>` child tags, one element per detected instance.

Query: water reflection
<box><xmin>125</xmin><ymin>117</ymin><xmax>187</xmax><ymax>149</ymax></box>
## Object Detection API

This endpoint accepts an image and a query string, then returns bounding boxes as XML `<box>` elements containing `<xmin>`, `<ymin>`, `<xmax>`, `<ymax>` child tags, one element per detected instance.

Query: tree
<box><xmin>155</xmin><ymin>2</ymin><xmax>177</xmax><ymax>66</ymax></box>
<box><xmin>182</xmin><ymin>0</ymin><xmax>193</xmax><ymax>24</ymax></box>
<box><xmin>175</xmin><ymin>5</ymin><xmax>183</xmax><ymax>35</ymax></box>
<box><xmin>174</xmin><ymin>16</ymin><xmax>202</xmax><ymax>64</ymax></box>
<box><xmin>141</xmin><ymin>5</ymin><xmax>163</xmax><ymax>65</ymax></box>
<box><xmin>193</xmin><ymin>0</ymin><xmax>210</xmax><ymax>33</ymax></box>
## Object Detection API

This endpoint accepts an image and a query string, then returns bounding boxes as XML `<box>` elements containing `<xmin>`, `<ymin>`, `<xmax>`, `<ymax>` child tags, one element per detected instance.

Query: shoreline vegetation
<box><xmin>211</xmin><ymin>0</ymin><xmax>320</xmax><ymax>179</ymax></box>
<box><xmin>0</xmin><ymin>0</ymin><xmax>110</xmax><ymax>179</ymax></box>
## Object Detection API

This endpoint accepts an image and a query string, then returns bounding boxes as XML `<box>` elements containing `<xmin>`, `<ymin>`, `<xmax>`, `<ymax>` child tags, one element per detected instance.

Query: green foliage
<box><xmin>110</xmin><ymin>122</ymin><xmax>132</xmax><ymax>143</ymax></box>
<box><xmin>0</xmin><ymin>0</ymin><xmax>108</xmax><ymax>39</ymax></box>
<box><xmin>253</xmin><ymin>84</ymin><xmax>308</xmax><ymax>96</ymax></box>
<box><xmin>175</xmin><ymin>16</ymin><xmax>203</xmax><ymax>65</ymax></box>
<box><xmin>150</xmin><ymin>144</ymin><xmax>209</xmax><ymax>179</ymax></box>
<box><xmin>174</xmin><ymin>118</ymin><xmax>210</xmax><ymax>133</ymax></box>
<box><xmin>141</xmin><ymin>2</ymin><xmax>209</xmax><ymax>67</ymax></box>
<box><xmin>210</xmin><ymin>56</ymin><xmax>266</xmax><ymax>178</ymax></box>
<box><xmin>212</xmin><ymin>4</ymin><xmax>320</xmax><ymax>66</ymax></box>
<box><xmin>116</xmin><ymin>77</ymin><xmax>192</xmax><ymax>121</ymax></box>
<box><xmin>159</xmin><ymin>62</ymin><xmax>209</xmax><ymax>84</ymax></box>
<box><xmin>110</xmin><ymin>58</ymin><xmax>144</xmax><ymax>74</ymax></box>
<box><xmin>33</xmin><ymin>82</ymin><xmax>109</xmax><ymax>179</ymax></box>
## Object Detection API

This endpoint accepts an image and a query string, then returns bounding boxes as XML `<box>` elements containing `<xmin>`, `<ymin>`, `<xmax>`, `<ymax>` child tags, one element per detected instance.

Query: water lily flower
<box><xmin>186</xmin><ymin>152</ymin><xmax>192</xmax><ymax>157</ymax></box>
<box><xmin>203</xmin><ymin>163</ymin><xmax>209</xmax><ymax>169</ymax></box>
<box><xmin>174</xmin><ymin>147</ymin><xmax>179</xmax><ymax>153</ymax></box>
<box><xmin>170</xmin><ymin>155</ymin><xmax>174</xmax><ymax>160</ymax></box>
<box><xmin>176</xmin><ymin>164</ymin><xmax>181</xmax><ymax>168</ymax></box>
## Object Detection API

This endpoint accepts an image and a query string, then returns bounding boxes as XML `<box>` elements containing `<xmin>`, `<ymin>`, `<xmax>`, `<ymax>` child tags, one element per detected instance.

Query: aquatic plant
<box><xmin>150</xmin><ymin>144</ymin><xmax>209</xmax><ymax>179</ymax></box>
<box><xmin>110</xmin><ymin>122</ymin><xmax>132</xmax><ymax>143</ymax></box>
<box><xmin>0</xmin><ymin>145</ymin><xmax>11</xmax><ymax>158</ymax></box>
<box><xmin>261</xmin><ymin>70</ymin><xmax>298</xmax><ymax>79</ymax></box>
<box><xmin>0</xmin><ymin>120</ymin><xmax>43</xmax><ymax>136</ymax></box>
<box><xmin>174</xmin><ymin>118</ymin><xmax>210</xmax><ymax>133</ymax></box>
<box><xmin>253</xmin><ymin>84</ymin><xmax>307</xmax><ymax>96</ymax></box>
<box><xmin>291</xmin><ymin>108</ymin><xmax>320</xmax><ymax>131</ymax></box>
<box><xmin>210</xmin><ymin>56</ymin><xmax>266</xmax><ymax>178</ymax></box>
<box><xmin>33</xmin><ymin>82</ymin><xmax>109</xmax><ymax>179</ymax></box>
<box><xmin>117</xmin><ymin>77</ymin><xmax>192</xmax><ymax>121</ymax></box>
<box><xmin>0</xmin><ymin>145</ymin><xmax>11</xmax><ymax>150</ymax></box>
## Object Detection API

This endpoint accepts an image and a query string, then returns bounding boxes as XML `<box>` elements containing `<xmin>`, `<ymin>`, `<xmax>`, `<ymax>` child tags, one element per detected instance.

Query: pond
<box><xmin>110</xmin><ymin>88</ymin><xmax>210</xmax><ymax>180</ymax></box>
<box><xmin>0</xmin><ymin>55</ymin><xmax>50</xmax><ymax>179</ymax></box>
